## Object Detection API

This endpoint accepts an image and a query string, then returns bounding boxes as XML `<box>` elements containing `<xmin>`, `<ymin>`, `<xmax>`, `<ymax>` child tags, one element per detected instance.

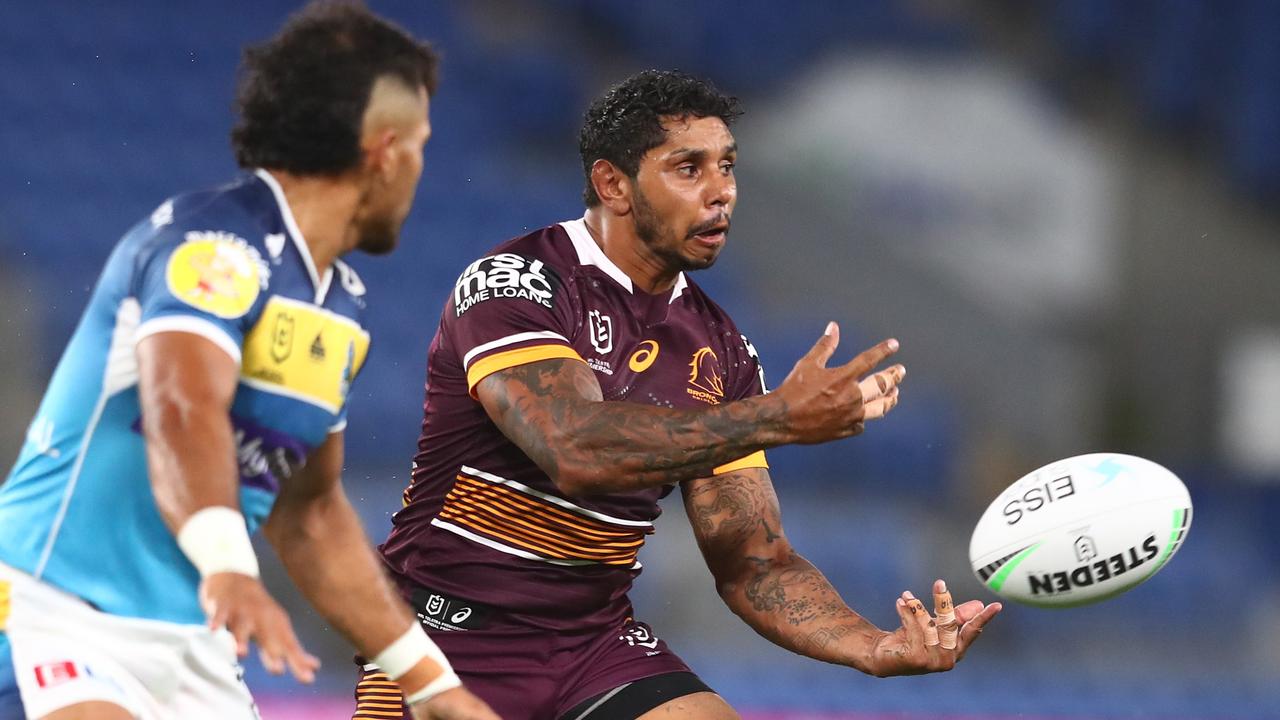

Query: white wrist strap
<box><xmin>176</xmin><ymin>506</ymin><xmax>259</xmax><ymax>578</ymax></box>
<box><xmin>372</xmin><ymin>624</ymin><xmax>460</xmax><ymax>705</ymax></box>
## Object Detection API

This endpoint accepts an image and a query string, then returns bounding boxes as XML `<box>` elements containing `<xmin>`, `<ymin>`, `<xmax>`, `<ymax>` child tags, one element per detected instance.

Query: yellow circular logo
<box><xmin>165</xmin><ymin>236</ymin><xmax>262</xmax><ymax>319</ymax></box>
<box><xmin>628</xmin><ymin>340</ymin><xmax>660</xmax><ymax>373</ymax></box>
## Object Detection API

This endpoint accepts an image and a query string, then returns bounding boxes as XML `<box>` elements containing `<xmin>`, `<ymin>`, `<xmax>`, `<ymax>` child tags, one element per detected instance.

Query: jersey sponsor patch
<box><xmin>409</xmin><ymin>586</ymin><xmax>493</xmax><ymax>631</ymax></box>
<box><xmin>241</xmin><ymin>296</ymin><xmax>370</xmax><ymax>413</ymax></box>
<box><xmin>165</xmin><ymin>231</ymin><xmax>269</xmax><ymax>319</ymax></box>
<box><xmin>453</xmin><ymin>253</ymin><xmax>562</xmax><ymax>317</ymax></box>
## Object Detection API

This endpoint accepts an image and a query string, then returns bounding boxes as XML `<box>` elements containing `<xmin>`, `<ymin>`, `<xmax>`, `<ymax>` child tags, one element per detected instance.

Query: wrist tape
<box><xmin>372</xmin><ymin>624</ymin><xmax>461</xmax><ymax>705</ymax></box>
<box><xmin>176</xmin><ymin>506</ymin><xmax>260</xmax><ymax>578</ymax></box>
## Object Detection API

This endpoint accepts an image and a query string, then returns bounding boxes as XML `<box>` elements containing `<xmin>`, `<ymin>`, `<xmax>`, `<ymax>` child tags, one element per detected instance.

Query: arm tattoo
<box><xmin>479</xmin><ymin>359</ymin><xmax>786</xmax><ymax>494</ymax></box>
<box><xmin>683</xmin><ymin>469</ymin><xmax>881</xmax><ymax>669</ymax></box>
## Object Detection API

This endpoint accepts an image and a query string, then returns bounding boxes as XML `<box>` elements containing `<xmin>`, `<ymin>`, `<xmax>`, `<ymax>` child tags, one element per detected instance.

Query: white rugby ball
<box><xmin>969</xmin><ymin>453</ymin><xmax>1192</xmax><ymax>608</ymax></box>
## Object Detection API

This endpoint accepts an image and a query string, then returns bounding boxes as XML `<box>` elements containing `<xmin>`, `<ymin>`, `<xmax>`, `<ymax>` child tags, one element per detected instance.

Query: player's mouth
<box><xmin>689</xmin><ymin>219</ymin><xmax>730</xmax><ymax>248</ymax></box>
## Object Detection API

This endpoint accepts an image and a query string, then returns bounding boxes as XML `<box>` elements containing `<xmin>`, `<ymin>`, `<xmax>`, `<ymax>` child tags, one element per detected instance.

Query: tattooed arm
<box><xmin>474</xmin><ymin>325</ymin><xmax>904</xmax><ymax>496</ymax></box>
<box><xmin>682</xmin><ymin>468</ymin><xmax>1002</xmax><ymax>677</ymax></box>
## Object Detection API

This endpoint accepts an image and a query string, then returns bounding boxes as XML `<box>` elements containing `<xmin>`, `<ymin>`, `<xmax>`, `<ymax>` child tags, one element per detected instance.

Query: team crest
<box><xmin>687</xmin><ymin>347</ymin><xmax>725</xmax><ymax>405</ymax></box>
<box><xmin>166</xmin><ymin>231</ymin><xmax>269</xmax><ymax>319</ymax></box>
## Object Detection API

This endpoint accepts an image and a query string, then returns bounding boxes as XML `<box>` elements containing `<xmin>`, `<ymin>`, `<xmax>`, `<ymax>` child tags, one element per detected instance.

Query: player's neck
<box><xmin>583</xmin><ymin>207</ymin><xmax>680</xmax><ymax>295</ymax></box>
<box><xmin>265</xmin><ymin>169</ymin><xmax>362</xmax><ymax>277</ymax></box>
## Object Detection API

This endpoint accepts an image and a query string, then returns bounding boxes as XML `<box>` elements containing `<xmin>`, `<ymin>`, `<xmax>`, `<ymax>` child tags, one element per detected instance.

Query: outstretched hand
<box><xmin>200</xmin><ymin>572</ymin><xmax>320</xmax><ymax>684</ymax></box>
<box><xmin>868</xmin><ymin>579</ymin><xmax>1001</xmax><ymax>677</ymax></box>
<box><xmin>771</xmin><ymin>322</ymin><xmax>906</xmax><ymax>444</ymax></box>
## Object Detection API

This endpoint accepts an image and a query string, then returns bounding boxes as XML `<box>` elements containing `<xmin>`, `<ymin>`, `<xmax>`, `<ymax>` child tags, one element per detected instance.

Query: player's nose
<box><xmin>706</xmin><ymin>173</ymin><xmax>735</xmax><ymax>209</ymax></box>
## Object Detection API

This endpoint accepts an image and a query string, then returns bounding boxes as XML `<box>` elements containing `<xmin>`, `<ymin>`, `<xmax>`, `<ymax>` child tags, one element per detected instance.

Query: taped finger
<box><xmin>933</xmin><ymin>579</ymin><xmax>958</xmax><ymax>650</ymax></box>
<box><xmin>904</xmin><ymin>591</ymin><xmax>939</xmax><ymax>647</ymax></box>
<box><xmin>862</xmin><ymin>389</ymin><xmax>900</xmax><ymax>421</ymax></box>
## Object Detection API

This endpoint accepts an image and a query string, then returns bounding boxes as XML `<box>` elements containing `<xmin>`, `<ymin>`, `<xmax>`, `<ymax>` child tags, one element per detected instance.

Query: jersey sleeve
<box><xmin>445</xmin><ymin>251</ymin><xmax>584</xmax><ymax>395</ymax></box>
<box><xmin>131</xmin><ymin>229</ymin><xmax>269</xmax><ymax>365</ymax></box>
<box><xmin>712</xmin><ymin>332</ymin><xmax>770</xmax><ymax>475</ymax></box>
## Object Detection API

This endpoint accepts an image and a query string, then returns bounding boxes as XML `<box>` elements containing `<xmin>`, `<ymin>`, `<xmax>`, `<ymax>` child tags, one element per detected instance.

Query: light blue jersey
<box><xmin>0</xmin><ymin>169</ymin><xmax>371</xmax><ymax>626</ymax></box>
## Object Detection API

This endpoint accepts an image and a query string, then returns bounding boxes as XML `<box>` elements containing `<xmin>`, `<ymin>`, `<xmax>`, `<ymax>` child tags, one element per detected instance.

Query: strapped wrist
<box><xmin>176</xmin><ymin>506</ymin><xmax>259</xmax><ymax>578</ymax></box>
<box><xmin>372</xmin><ymin>624</ymin><xmax>460</xmax><ymax>705</ymax></box>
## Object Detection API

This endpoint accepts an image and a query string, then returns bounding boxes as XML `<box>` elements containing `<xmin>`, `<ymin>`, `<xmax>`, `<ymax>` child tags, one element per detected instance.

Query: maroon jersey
<box><xmin>380</xmin><ymin>218</ymin><xmax>767</xmax><ymax>630</ymax></box>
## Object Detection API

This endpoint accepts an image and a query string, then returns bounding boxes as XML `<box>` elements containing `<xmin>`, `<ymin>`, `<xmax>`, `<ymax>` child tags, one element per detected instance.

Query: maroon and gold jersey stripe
<box><xmin>713</xmin><ymin>450</ymin><xmax>769</xmax><ymax>475</ymax></box>
<box><xmin>353</xmin><ymin>670</ymin><xmax>406</xmax><ymax>719</ymax></box>
<box><xmin>465</xmin><ymin>344</ymin><xmax>586</xmax><ymax>396</ymax></box>
<box><xmin>436</xmin><ymin>470</ymin><xmax>652</xmax><ymax>567</ymax></box>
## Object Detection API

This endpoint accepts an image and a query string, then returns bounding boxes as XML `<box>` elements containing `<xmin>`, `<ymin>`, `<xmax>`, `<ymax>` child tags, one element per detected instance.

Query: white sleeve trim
<box><xmin>461</xmin><ymin>331</ymin><xmax>569</xmax><ymax>371</ymax></box>
<box><xmin>135</xmin><ymin>316</ymin><xmax>242</xmax><ymax>366</ymax></box>
<box><xmin>328</xmin><ymin>418</ymin><xmax>348</xmax><ymax>434</ymax></box>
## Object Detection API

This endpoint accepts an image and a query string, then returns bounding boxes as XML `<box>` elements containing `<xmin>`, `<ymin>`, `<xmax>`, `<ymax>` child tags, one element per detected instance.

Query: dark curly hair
<box><xmin>579</xmin><ymin>70</ymin><xmax>742</xmax><ymax>206</ymax></box>
<box><xmin>231</xmin><ymin>1</ymin><xmax>439</xmax><ymax>176</ymax></box>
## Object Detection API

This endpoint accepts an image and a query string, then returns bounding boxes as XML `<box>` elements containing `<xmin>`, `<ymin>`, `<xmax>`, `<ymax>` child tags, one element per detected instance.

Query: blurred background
<box><xmin>2</xmin><ymin>1</ymin><xmax>1279</xmax><ymax>718</ymax></box>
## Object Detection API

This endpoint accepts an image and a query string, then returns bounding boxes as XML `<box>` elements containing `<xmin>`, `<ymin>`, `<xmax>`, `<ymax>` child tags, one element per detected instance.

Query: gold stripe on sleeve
<box><xmin>466</xmin><ymin>344</ymin><xmax>586</xmax><ymax>396</ymax></box>
<box><xmin>712</xmin><ymin>450</ymin><xmax>769</xmax><ymax>475</ymax></box>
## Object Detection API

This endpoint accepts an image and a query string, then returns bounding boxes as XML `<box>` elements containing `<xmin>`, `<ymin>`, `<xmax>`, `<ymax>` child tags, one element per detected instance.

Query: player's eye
<box><xmin>677</xmin><ymin>164</ymin><xmax>698</xmax><ymax>177</ymax></box>
<box><xmin>720</xmin><ymin>161</ymin><xmax>735</xmax><ymax>174</ymax></box>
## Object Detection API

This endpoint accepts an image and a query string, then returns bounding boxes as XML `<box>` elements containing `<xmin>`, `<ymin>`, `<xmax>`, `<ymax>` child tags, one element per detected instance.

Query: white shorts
<box><xmin>0</xmin><ymin>562</ymin><xmax>259</xmax><ymax>720</ymax></box>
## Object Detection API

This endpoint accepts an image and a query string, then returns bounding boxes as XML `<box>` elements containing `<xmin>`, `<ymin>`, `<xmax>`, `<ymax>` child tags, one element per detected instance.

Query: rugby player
<box><xmin>0</xmin><ymin>3</ymin><xmax>497</xmax><ymax>719</ymax></box>
<box><xmin>353</xmin><ymin>70</ymin><xmax>1001</xmax><ymax>720</ymax></box>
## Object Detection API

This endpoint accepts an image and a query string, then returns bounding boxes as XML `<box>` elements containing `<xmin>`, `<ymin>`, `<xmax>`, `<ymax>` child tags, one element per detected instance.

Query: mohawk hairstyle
<box><xmin>231</xmin><ymin>0</ymin><xmax>438</xmax><ymax>176</ymax></box>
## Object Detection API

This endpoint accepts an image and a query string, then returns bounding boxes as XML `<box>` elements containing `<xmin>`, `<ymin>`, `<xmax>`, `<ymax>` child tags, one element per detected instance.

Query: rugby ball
<box><xmin>969</xmin><ymin>453</ymin><xmax>1192</xmax><ymax>608</ymax></box>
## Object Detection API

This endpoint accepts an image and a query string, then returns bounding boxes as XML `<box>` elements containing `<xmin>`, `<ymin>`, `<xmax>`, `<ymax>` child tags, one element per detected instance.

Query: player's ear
<box><xmin>363</xmin><ymin>128</ymin><xmax>399</xmax><ymax>184</ymax></box>
<box><xmin>590</xmin><ymin>159</ymin><xmax>632</xmax><ymax>215</ymax></box>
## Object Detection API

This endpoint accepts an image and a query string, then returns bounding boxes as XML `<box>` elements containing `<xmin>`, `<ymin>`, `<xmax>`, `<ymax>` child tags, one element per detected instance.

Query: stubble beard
<box><xmin>632</xmin><ymin>185</ymin><xmax>717</xmax><ymax>273</ymax></box>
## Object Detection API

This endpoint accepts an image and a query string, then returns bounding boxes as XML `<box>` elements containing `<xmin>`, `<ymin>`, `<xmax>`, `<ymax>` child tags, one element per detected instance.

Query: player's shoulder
<box><xmin>676</xmin><ymin>275</ymin><xmax>742</xmax><ymax>330</ymax></box>
<box><xmin>133</xmin><ymin>174</ymin><xmax>275</xmax><ymax>256</ymax></box>
<box><xmin>448</xmin><ymin>220</ymin><xmax>580</xmax><ymax>312</ymax></box>
<box><xmin>675</xmin><ymin>276</ymin><xmax>762</xmax><ymax>359</ymax></box>
<box><xmin>471</xmin><ymin>221</ymin><xmax>579</xmax><ymax>271</ymax></box>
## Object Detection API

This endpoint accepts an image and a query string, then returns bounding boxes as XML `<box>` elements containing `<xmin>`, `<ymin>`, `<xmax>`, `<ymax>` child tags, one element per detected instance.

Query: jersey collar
<box><xmin>255</xmin><ymin>169</ymin><xmax>334</xmax><ymax>305</ymax></box>
<box><xmin>560</xmin><ymin>216</ymin><xmax>687</xmax><ymax>304</ymax></box>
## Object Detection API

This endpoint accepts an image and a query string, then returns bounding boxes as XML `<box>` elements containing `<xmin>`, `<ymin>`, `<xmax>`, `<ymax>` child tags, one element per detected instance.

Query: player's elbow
<box><xmin>546</xmin><ymin>461</ymin><xmax>605</xmax><ymax>498</ymax></box>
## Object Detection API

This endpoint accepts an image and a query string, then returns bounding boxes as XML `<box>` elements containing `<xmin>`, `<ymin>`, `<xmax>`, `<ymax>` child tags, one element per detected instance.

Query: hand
<box><xmin>410</xmin><ymin>686</ymin><xmax>503</xmax><ymax>720</ymax></box>
<box><xmin>770</xmin><ymin>322</ymin><xmax>905</xmax><ymax>444</ymax></box>
<box><xmin>867</xmin><ymin>579</ymin><xmax>1001</xmax><ymax>677</ymax></box>
<box><xmin>199</xmin><ymin>572</ymin><xmax>320</xmax><ymax>683</ymax></box>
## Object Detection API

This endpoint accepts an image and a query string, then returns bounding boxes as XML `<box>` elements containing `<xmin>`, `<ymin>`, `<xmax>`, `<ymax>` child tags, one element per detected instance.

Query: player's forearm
<box><xmin>483</xmin><ymin>360</ymin><xmax>788</xmax><ymax>495</ymax></box>
<box><xmin>264</xmin><ymin>486</ymin><xmax>417</xmax><ymax>659</ymax></box>
<box><xmin>558</xmin><ymin>394</ymin><xmax>786</xmax><ymax>493</ymax></box>
<box><xmin>719</xmin><ymin>550</ymin><xmax>886</xmax><ymax>674</ymax></box>
<box><xmin>143</xmin><ymin>397</ymin><xmax>241</xmax><ymax>532</ymax></box>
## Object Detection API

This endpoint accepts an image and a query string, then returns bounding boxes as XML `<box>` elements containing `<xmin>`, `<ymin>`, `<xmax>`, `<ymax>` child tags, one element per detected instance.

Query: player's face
<box><xmin>356</xmin><ymin>85</ymin><xmax>432</xmax><ymax>255</ymax></box>
<box><xmin>630</xmin><ymin>115</ymin><xmax>737</xmax><ymax>272</ymax></box>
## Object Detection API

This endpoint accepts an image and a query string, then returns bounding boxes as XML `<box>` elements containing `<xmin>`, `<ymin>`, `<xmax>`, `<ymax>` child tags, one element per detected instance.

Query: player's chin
<box><xmin>357</xmin><ymin>220</ymin><xmax>402</xmax><ymax>256</ymax></box>
<box><xmin>681</xmin><ymin>244</ymin><xmax>721</xmax><ymax>271</ymax></box>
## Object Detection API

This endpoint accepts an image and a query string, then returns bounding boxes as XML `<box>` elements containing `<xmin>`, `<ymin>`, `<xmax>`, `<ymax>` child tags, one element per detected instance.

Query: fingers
<box><xmin>256</xmin><ymin>616</ymin><xmax>318</xmax><ymax>683</ymax></box>
<box><xmin>901</xmin><ymin>590</ymin><xmax>938</xmax><ymax>648</ymax></box>
<box><xmin>804</xmin><ymin>321</ymin><xmax>841</xmax><ymax>368</ymax></box>
<box><xmin>201</xmin><ymin>577</ymin><xmax>318</xmax><ymax>683</ymax></box>
<box><xmin>952</xmin><ymin>599</ymin><xmax>986</xmax><ymax>624</ymax></box>
<box><xmin>283</xmin><ymin>647</ymin><xmax>321</xmax><ymax>684</ymax></box>
<box><xmin>844</xmin><ymin>337</ymin><xmax>899</xmax><ymax>377</ymax></box>
<box><xmin>857</xmin><ymin>364</ymin><xmax>905</xmax><ymax>402</ymax></box>
<box><xmin>957</xmin><ymin>601</ymin><xmax>1001</xmax><ymax>659</ymax></box>
<box><xmin>894</xmin><ymin>595</ymin><xmax>922</xmax><ymax>647</ymax></box>
<box><xmin>932</xmin><ymin>579</ymin><xmax>958</xmax><ymax>650</ymax></box>
<box><xmin>860</xmin><ymin>387</ymin><xmax>900</xmax><ymax>421</ymax></box>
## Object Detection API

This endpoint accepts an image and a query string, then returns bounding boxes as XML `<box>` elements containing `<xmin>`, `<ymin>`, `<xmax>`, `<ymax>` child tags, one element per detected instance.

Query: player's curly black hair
<box><xmin>231</xmin><ymin>1</ymin><xmax>438</xmax><ymax>176</ymax></box>
<box><xmin>579</xmin><ymin>70</ymin><xmax>742</xmax><ymax>206</ymax></box>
